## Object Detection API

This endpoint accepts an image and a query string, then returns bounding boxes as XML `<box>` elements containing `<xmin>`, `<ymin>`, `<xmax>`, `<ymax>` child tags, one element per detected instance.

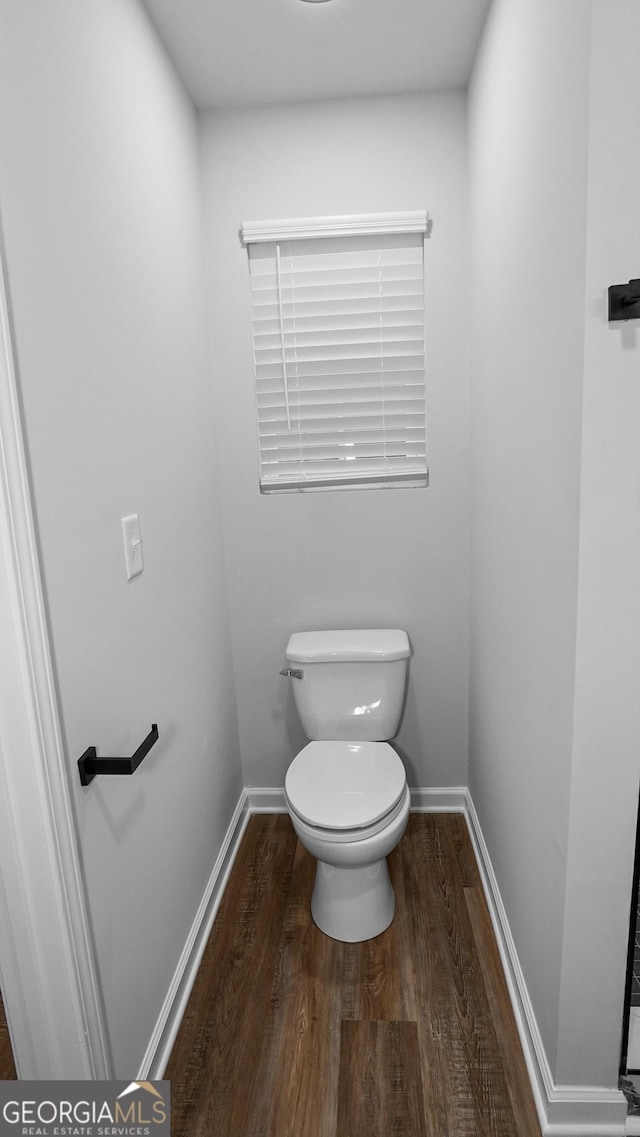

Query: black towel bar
<box><xmin>608</xmin><ymin>278</ymin><xmax>640</xmax><ymax>321</ymax></box>
<box><xmin>78</xmin><ymin>724</ymin><xmax>159</xmax><ymax>786</ymax></box>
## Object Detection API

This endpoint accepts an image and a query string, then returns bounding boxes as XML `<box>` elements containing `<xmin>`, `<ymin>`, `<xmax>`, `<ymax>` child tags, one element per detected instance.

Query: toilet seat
<box><xmin>287</xmin><ymin>782</ymin><xmax>410</xmax><ymax>845</ymax></box>
<box><xmin>285</xmin><ymin>740</ymin><xmax>407</xmax><ymax>836</ymax></box>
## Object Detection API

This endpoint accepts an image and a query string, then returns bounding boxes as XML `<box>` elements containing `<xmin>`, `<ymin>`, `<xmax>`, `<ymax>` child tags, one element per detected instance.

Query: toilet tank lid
<box><xmin>285</xmin><ymin>629</ymin><xmax>410</xmax><ymax>663</ymax></box>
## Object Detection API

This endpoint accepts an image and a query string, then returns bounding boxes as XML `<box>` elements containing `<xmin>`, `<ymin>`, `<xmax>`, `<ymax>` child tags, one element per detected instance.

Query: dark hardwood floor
<box><xmin>166</xmin><ymin>813</ymin><xmax>542</xmax><ymax>1137</ymax></box>
<box><xmin>0</xmin><ymin>990</ymin><xmax>17</xmax><ymax>1080</ymax></box>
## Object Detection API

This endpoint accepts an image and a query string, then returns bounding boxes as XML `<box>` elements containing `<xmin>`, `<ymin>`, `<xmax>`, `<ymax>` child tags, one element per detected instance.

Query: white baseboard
<box><xmin>464</xmin><ymin>790</ymin><xmax>628</xmax><ymax>1137</ymax></box>
<box><xmin>141</xmin><ymin>783</ymin><xmax>630</xmax><ymax>1135</ymax></box>
<box><xmin>140</xmin><ymin>789</ymin><xmax>251</xmax><ymax>1079</ymax></box>
<box><xmin>410</xmin><ymin>785</ymin><xmax>467</xmax><ymax>812</ymax></box>
<box><xmin>245</xmin><ymin>786</ymin><xmax>287</xmax><ymax>812</ymax></box>
<box><xmin>247</xmin><ymin>784</ymin><xmax>468</xmax><ymax>815</ymax></box>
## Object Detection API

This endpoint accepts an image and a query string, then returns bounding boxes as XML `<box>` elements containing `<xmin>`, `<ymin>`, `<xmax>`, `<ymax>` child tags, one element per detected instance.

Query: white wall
<box><xmin>555</xmin><ymin>0</ymin><xmax>640</xmax><ymax>1087</ymax></box>
<box><xmin>468</xmin><ymin>0</ymin><xmax>590</xmax><ymax>1077</ymax></box>
<box><xmin>470</xmin><ymin>0</ymin><xmax>640</xmax><ymax>1096</ymax></box>
<box><xmin>0</xmin><ymin>0</ymin><xmax>242</xmax><ymax>1075</ymax></box>
<box><xmin>199</xmin><ymin>92</ymin><xmax>470</xmax><ymax>790</ymax></box>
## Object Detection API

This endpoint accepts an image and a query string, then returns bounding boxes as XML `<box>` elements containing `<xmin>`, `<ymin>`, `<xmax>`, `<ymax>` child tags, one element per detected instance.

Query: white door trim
<box><xmin>0</xmin><ymin>230</ymin><xmax>112</xmax><ymax>1078</ymax></box>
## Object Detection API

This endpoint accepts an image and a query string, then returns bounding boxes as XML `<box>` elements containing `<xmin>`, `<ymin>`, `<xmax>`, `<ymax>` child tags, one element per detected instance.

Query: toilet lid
<box><xmin>285</xmin><ymin>741</ymin><xmax>407</xmax><ymax>830</ymax></box>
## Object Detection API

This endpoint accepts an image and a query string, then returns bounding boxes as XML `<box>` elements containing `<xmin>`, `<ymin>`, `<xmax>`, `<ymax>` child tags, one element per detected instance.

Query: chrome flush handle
<box><xmin>279</xmin><ymin>668</ymin><xmax>304</xmax><ymax>680</ymax></box>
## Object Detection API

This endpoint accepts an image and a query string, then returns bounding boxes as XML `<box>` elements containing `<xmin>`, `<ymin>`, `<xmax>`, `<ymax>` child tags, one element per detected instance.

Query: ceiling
<box><xmin>142</xmin><ymin>0</ymin><xmax>491</xmax><ymax>110</ymax></box>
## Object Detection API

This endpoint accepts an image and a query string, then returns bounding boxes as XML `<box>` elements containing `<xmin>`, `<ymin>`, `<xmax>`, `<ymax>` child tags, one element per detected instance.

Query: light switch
<box><xmin>121</xmin><ymin>514</ymin><xmax>144</xmax><ymax>580</ymax></box>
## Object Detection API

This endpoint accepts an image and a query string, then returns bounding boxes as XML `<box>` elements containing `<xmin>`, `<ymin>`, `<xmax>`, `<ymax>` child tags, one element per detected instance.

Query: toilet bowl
<box><xmin>285</xmin><ymin>742</ymin><xmax>410</xmax><ymax>941</ymax></box>
<box><xmin>281</xmin><ymin>630</ymin><xmax>412</xmax><ymax>944</ymax></box>
<box><xmin>280</xmin><ymin>632</ymin><xmax>411</xmax><ymax>941</ymax></box>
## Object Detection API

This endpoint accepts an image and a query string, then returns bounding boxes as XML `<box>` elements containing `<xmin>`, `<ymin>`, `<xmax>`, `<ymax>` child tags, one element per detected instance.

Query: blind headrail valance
<box><xmin>241</xmin><ymin>210</ymin><xmax>429</xmax><ymax>246</ymax></box>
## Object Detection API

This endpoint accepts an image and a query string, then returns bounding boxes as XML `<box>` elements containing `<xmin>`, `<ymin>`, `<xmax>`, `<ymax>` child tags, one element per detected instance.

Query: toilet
<box><xmin>281</xmin><ymin>629</ymin><xmax>411</xmax><ymax>943</ymax></box>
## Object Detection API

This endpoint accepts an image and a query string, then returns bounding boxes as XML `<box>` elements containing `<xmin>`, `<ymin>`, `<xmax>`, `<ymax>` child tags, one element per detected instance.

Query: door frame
<box><xmin>0</xmin><ymin>229</ymin><xmax>112</xmax><ymax>1079</ymax></box>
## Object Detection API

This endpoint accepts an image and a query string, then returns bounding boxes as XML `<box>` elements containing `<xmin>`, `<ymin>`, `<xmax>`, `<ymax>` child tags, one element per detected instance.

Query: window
<box><xmin>241</xmin><ymin>211</ymin><xmax>429</xmax><ymax>493</ymax></box>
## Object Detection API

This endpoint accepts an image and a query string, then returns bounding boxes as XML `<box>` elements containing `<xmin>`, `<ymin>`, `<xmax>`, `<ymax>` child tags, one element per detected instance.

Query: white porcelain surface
<box><xmin>311</xmin><ymin>858</ymin><xmax>396</xmax><ymax>943</ymax></box>
<box><xmin>285</xmin><ymin>740</ymin><xmax>406</xmax><ymax>829</ymax></box>
<box><xmin>287</xmin><ymin>658</ymin><xmax>408</xmax><ymax>741</ymax></box>
<box><xmin>289</xmin><ymin>784</ymin><xmax>410</xmax><ymax>941</ymax></box>
<box><xmin>288</xmin><ymin>782</ymin><xmax>410</xmax><ymax>860</ymax></box>
<box><xmin>286</xmin><ymin>629</ymin><xmax>410</xmax><ymax>663</ymax></box>
<box><xmin>283</xmin><ymin>627</ymin><xmax>410</xmax><ymax>941</ymax></box>
<box><xmin>285</xmin><ymin>628</ymin><xmax>409</xmax><ymax>742</ymax></box>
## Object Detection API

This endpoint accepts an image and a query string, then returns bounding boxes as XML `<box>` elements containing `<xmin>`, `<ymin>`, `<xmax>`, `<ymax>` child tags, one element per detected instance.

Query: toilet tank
<box><xmin>284</xmin><ymin>629</ymin><xmax>410</xmax><ymax>742</ymax></box>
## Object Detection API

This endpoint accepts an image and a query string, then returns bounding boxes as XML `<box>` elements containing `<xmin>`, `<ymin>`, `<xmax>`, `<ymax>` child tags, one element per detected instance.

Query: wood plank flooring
<box><xmin>0</xmin><ymin>990</ymin><xmax>17</xmax><ymax>1080</ymax></box>
<box><xmin>166</xmin><ymin>813</ymin><xmax>541</xmax><ymax>1137</ymax></box>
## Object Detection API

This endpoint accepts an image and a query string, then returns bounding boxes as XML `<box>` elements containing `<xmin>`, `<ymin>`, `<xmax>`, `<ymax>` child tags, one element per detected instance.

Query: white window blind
<box><xmin>242</xmin><ymin>212</ymin><xmax>429</xmax><ymax>493</ymax></box>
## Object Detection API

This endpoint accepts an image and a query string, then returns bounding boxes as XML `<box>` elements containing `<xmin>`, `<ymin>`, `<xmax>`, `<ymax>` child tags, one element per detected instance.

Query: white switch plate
<box><xmin>121</xmin><ymin>514</ymin><xmax>144</xmax><ymax>580</ymax></box>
